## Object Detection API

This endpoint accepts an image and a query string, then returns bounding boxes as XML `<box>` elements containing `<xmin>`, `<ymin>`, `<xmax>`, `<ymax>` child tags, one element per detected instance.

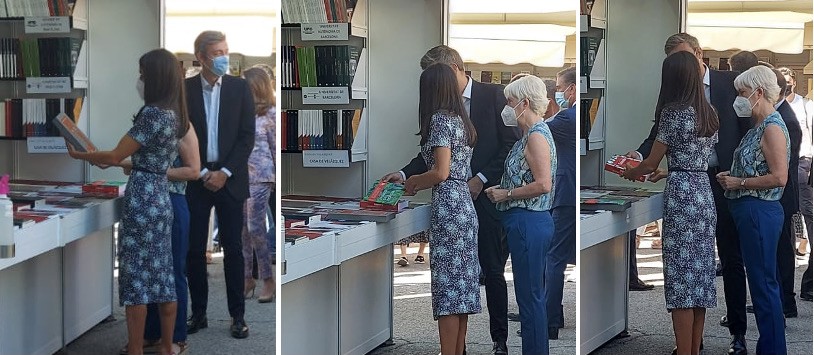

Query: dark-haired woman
<box><xmin>623</xmin><ymin>51</ymin><xmax>719</xmax><ymax>355</ymax></box>
<box><xmin>67</xmin><ymin>48</ymin><xmax>189</xmax><ymax>355</ymax></box>
<box><xmin>403</xmin><ymin>63</ymin><xmax>480</xmax><ymax>355</ymax></box>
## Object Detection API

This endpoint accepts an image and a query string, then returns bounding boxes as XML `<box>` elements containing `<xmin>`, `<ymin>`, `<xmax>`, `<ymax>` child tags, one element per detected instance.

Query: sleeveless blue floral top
<box><xmin>497</xmin><ymin>120</ymin><xmax>556</xmax><ymax>212</ymax></box>
<box><xmin>725</xmin><ymin>111</ymin><xmax>790</xmax><ymax>201</ymax></box>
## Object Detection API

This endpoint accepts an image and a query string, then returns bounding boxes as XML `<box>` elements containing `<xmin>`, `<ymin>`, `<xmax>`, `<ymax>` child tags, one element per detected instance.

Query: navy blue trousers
<box><xmin>545</xmin><ymin>206</ymin><xmax>575</xmax><ymax>328</ymax></box>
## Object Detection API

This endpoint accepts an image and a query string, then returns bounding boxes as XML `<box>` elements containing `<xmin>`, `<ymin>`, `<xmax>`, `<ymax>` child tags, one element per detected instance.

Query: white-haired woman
<box><xmin>716</xmin><ymin>65</ymin><xmax>790</xmax><ymax>355</ymax></box>
<box><xmin>486</xmin><ymin>75</ymin><xmax>556</xmax><ymax>355</ymax></box>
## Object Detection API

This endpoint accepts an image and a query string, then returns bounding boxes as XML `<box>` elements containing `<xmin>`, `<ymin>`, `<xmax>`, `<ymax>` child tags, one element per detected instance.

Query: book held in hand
<box><xmin>361</xmin><ymin>180</ymin><xmax>408</xmax><ymax>212</ymax></box>
<box><xmin>53</xmin><ymin>112</ymin><xmax>96</xmax><ymax>152</ymax></box>
<box><xmin>604</xmin><ymin>155</ymin><xmax>646</xmax><ymax>182</ymax></box>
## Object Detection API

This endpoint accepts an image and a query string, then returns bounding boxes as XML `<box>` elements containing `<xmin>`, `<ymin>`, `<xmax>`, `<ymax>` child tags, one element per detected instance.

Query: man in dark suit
<box><xmin>626</xmin><ymin>33</ymin><xmax>750</xmax><ymax>354</ymax></box>
<box><xmin>763</xmin><ymin>68</ymin><xmax>802</xmax><ymax>318</ymax></box>
<box><xmin>544</xmin><ymin>67</ymin><xmax>576</xmax><ymax>340</ymax></box>
<box><xmin>184</xmin><ymin>31</ymin><xmax>255</xmax><ymax>339</ymax></box>
<box><xmin>383</xmin><ymin>45</ymin><xmax>520</xmax><ymax>354</ymax></box>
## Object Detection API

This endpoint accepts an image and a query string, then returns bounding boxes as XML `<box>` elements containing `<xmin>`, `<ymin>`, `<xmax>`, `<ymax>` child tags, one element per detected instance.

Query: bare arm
<box><xmin>66</xmin><ymin>134</ymin><xmax>140</xmax><ymax>166</ymax></box>
<box><xmin>623</xmin><ymin>140</ymin><xmax>667</xmax><ymax>180</ymax></box>
<box><xmin>718</xmin><ymin>125</ymin><xmax>789</xmax><ymax>190</ymax></box>
<box><xmin>168</xmin><ymin>125</ymin><xmax>202</xmax><ymax>182</ymax></box>
<box><xmin>485</xmin><ymin>133</ymin><xmax>552</xmax><ymax>203</ymax></box>
<box><xmin>404</xmin><ymin>147</ymin><xmax>451</xmax><ymax>194</ymax></box>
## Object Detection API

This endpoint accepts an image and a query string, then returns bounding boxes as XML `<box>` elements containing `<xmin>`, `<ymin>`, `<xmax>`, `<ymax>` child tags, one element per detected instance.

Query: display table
<box><xmin>0</xmin><ymin>196</ymin><xmax>121</xmax><ymax>355</ymax></box>
<box><xmin>281</xmin><ymin>203</ymin><xmax>430</xmax><ymax>355</ymax></box>
<box><xmin>579</xmin><ymin>188</ymin><xmax>663</xmax><ymax>355</ymax></box>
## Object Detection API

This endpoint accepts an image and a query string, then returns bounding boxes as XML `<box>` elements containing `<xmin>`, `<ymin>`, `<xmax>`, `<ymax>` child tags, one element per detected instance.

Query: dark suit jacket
<box><xmin>638</xmin><ymin>69</ymin><xmax>749</xmax><ymax>170</ymax></box>
<box><xmin>185</xmin><ymin>74</ymin><xmax>256</xmax><ymax>201</ymax></box>
<box><xmin>548</xmin><ymin>105</ymin><xmax>576</xmax><ymax>208</ymax></box>
<box><xmin>778</xmin><ymin>100</ymin><xmax>802</xmax><ymax>215</ymax></box>
<box><xmin>402</xmin><ymin>80</ymin><xmax>521</xmax><ymax>220</ymax></box>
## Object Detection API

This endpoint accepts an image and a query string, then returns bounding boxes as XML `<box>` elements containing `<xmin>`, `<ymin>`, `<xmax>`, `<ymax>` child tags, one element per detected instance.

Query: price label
<box><xmin>302</xmin><ymin>150</ymin><xmax>350</xmax><ymax>168</ymax></box>
<box><xmin>302</xmin><ymin>87</ymin><xmax>350</xmax><ymax>105</ymax></box>
<box><xmin>301</xmin><ymin>23</ymin><xmax>349</xmax><ymax>41</ymax></box>
<box><xmin>26</xmin><ymin>137</ymin><xmax>68</xmax><ymax>153</ymax></box>
<box><xmin>24</xmin><ymin>17</ymin><xmax>70</xmax><ymax>34</ymax></box>
<box><xmin>26</xmin><ymin>77</ymin><xmax>72</xmax><ymax>94</ymax></box>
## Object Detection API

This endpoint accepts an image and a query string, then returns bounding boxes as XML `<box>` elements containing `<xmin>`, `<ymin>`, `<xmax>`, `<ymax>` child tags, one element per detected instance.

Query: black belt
<box><xmin>670</xmin><ymin>167</ymin><xmax>707</xmax><ymax>173</ymax></box>
<box><xmin>131</xmin><ymin>166</ymin><xmax>165</xmax><ymax>175</ymax></box>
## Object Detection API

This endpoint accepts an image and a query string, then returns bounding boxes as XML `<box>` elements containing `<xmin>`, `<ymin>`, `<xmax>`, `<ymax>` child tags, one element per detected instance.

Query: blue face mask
<box><xmin>210</xmin><ymin>55</ymin><xmax>229</xmax><ymax>77</ymax></box>
<box><xmin>555</xmin><ymin>84</ymin><xmax>573</xmax><ymax>108</ymax></box>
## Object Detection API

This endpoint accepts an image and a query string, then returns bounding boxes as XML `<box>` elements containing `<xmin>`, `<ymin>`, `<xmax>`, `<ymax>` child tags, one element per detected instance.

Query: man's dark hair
<box><xmin>728</xmin><ymin>51</ymin><xmax>758</xmax><ymax>73</ymax></box>
<box><xmin>543</xmin><ymin>79</ymin><xmax>556</xmax><ymax>100</ymax></box>
<box><xmin>557</xmin><ymin>67</ymin><xmax>576</xmax><ymax>86</ymax></box>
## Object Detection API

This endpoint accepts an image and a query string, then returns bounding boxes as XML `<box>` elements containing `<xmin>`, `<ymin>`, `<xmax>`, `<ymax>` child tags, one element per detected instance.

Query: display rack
<box><xmin>280</xmin><ymin>0</ymin><xmax>443</xmax><ymax>354</ymax></box>
<box><xmin>0</xmin><ymin>1</ymin><xmax>164</xmax><ymax>354</ymax></box>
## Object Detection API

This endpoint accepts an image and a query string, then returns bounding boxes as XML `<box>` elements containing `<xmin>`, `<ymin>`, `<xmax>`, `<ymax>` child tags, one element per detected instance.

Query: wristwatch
<box><xmin>740</xmin><ymin>178</ymin><xmax>747</xmax><ymax>189</ymax></box>
<box><xmin>507</xmin><ymin>189</ymin><xmax>513</xmax><ymax>199</ymax></box>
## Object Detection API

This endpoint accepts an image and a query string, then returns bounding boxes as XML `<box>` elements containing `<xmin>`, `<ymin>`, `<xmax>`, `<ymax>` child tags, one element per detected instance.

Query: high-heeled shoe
<box><xmin>258</xmin><ymin>293</ymin><xmax>275</xmax><ymax>303</ymax></box>
<box><xmin>244</xmin><ymin>279</ymin><xmax>256</xmax><ymax>299</ymax></box>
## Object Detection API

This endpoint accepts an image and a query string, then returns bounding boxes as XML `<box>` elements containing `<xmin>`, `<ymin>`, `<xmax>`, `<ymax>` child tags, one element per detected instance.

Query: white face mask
<box><xmin>732</xmin><ymin>88</ymin><xmax>759</xmax><ymax>118</ymax></box>
<box><xmin>136</xmin><ymin>78</ymin><xmax>145</xmax><ymax>100</ymax></box>
<box><xmin>501</xmin><ymin>99</ymin><xmax>526</xmax><ymax>127</ymax></box>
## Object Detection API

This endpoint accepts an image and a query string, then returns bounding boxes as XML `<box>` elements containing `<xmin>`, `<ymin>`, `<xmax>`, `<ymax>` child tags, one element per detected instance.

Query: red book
<box><xmin>604</xmin><ymin>155</ymin><xmax>646</xmax><ymax>182</ymax></box>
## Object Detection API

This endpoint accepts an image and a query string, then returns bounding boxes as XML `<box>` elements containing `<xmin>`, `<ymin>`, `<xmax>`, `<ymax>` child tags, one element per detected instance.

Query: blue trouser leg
<box><xmin>503</xmin><ymin>208</ymin><xmax>552</xmax><ymax>355</ymax></box>
<box><xmin>729</xmin><ymin>197</ymin><xmax>787</xmax><ymax>355</ymax></box>
<box><xmin>545</xmin><ymin>206</ymin><xmax>575</xmax><ymax>328</ymax></box>
<box><xmin>145</xmin><ymin>193</ymin><xmax>190</xmax><ymax>342</ymax></box>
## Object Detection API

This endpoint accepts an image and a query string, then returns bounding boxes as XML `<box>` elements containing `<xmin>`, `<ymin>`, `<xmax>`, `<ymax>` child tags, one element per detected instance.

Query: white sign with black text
<box><xmin>302</xmin><ymin>87</ymin><xmax>350</xmax><ymax>105</ymax></box>
<box><xmin>26</xmin><ymin>77</ymin><xmax>72</xmax><ymax>94</ymax></box>
<box><xmin>302</xmin><ymin>150</ymin><xmax>350</xmax><ymax>168</ymax></box>
<box><xmin>27</xmin><ymin>137</ymin><xmax>68</xmax><ymax>153</ymax></box>
<box><xmin>300</xmin><ymin>23</ymin><xmax>349</xmax><ymax>41</ymax></box>
<box><xmin>24</xmin><ymin>17</ymin><xmax>70</xmax><ymax>34</ymax></box>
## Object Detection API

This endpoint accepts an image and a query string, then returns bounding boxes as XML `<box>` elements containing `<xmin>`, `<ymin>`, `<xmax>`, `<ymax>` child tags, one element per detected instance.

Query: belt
<box><xmin>131</xmin><ymin>166</ymin><xmax>165</xmax><ymax>175</ymax></box>
<box><xmin>670</xmin><ymin>167</ymin><xmax>707</xmax><ymax>173</ymax></box>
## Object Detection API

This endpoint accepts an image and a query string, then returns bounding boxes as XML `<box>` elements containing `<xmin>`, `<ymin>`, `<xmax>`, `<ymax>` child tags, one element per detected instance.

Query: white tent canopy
<box><xmin>164</xmin><ymin>0</ymin><xmax>277</xmax><ymax>57</ymax></box>
<box><xmin>688</xmin><ymin>11</ymin><xmax>810</xmax><ymax>54</ymax></box>
<box><xmin>448</xmin><ymin>24</ymin><xmax>574</xmax><ymax>67</ymax></box>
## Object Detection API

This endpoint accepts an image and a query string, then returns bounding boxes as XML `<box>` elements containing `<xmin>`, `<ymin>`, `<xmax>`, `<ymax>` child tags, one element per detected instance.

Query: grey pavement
<box><xmin>369</xmin><ymin>246</ymin><xmax>577</xmax><ymax>355</ymax></box>
<box><xmin>591</xmin><ymin>236</ymin><xmax>813</xmax><ymax>355</ymax></box>
<box><xmin>58</xmin><ymin>253</ymin><xmax>276</xmax><ymax>355</ymax></box>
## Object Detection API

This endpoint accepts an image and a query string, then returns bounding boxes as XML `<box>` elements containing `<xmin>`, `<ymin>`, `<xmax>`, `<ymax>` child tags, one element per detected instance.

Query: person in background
<box><xmin>402</xmin><ymin>63</ymin><xmax>480</xmax><ymax>355</ymax></box>
<box><xmin>395</xmin><ymin>234</ymin><xmax>428</xmax><ymax>266</ymax></box>
<box><xmin>728</xmin><ymin>51</ymin><xmax>759</xmax><ymax>73</ymax></box>
<box><xmin>241</xmin><ymin>67</ymin><xmax>276</xmax><ymax>304</ymax></box>
<box><xmin>184</xmin><ymin>30</ymin><xmax>255</xmax><ymax>339</ymax></box>
<box><xmin>717</xmin><ymin>65</ymin><xmax>790</xmax><ymax>355</ymax></box>
<box><xmin>67</xmin><ymin>48</ymin><xmax>187</xmax><ymax>355</ymax></box>
<box><xmin>485</xmin><ymin>74</ymin><xmax>556</xmax><ymax>355</ymax></box>
<box><xmin>542</xmin><ymin>67</ymin><xmax>577</xmax><ymax>341</ymax></box>
<box><xmin>250</xmin><ymin>63</ymin><xmax>277</xmax><ymax>261</ymax></box>
<box><xmin>623</xmin><ymin>51</ymin><xmax>719</xmax><ymax>355</ymax></box>
<box><xmin>543</xmin><ymin>79</ymin><xmax>560</xmax><ymax>120</ymax></box>
<box><xmin>383</xmin><ymin>45</ymin><xmax>520</xmax><ymax>355</ymax></box>
<box><xmin>779</xmin><ymin>67</ymin><xmax>813</xmax><ymax>259</ymax></box>
<box><xmin>625</xmin><ymin>33</ymin><xmax>748</xmax><ymax>354</ymax></box>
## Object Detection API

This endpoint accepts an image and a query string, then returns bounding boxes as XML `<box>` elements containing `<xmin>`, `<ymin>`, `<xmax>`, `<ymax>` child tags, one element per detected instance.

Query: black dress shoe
<box><xmin>492</xmin><ymin>341</ymin><xmax>508</xmax><ymax>355</ymax></box>
<box><xmin>729</xmin><ymin>334</ymin><xmax>747</xmax><ymax>355</ymax></box>
<box><xmin>186</xmin><ymin>315</ymin><xmax>208</xmax><ymax>334</ymax></box>
<box><xmin>508</xmin><ymin>312</ymin><xmax>520</xmax><ymax>322</ymax></box>
<box><xmin>629</xmin><ymin>279</ymin><xmax>655</xmax><ymax>291</ymax></box>
<box><xmin>720</xmin><ymin>315</ymin><xmax>729</xmax><ymax>327</ymax></box>
<box><xmin>230</xmin><ymin>318</ymin><xmax>249</xmax><ymax>339</ymax></box>
<box><xmin>801</xmin><ymin>292</ymin><xmax>813</xmax><ymax>301</ymax></box>
<box><xmin>548</xmin><ymin>327</ymin><xmax>558</xmax><ymax>340</ymax></box>
<box><xmin>671</xmin><ymin>341</ymin><xmax>703</xmax><ymax>354</ymax></box>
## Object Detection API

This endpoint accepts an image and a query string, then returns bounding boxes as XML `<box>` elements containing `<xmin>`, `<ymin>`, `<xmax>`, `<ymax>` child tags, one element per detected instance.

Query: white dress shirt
<box><xmin>199</xmin><ymin>75</ymin><xmax>232</xmax><ymax>178</ymax></box>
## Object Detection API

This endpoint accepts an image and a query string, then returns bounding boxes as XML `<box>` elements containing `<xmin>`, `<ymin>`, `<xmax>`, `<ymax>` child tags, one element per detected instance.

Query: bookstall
<box><xmin>0</xmin><ymin>1</ymin><xmax>162</xmax><ymax>354</ymax></box>
<box><xmin>578</xmin><ymin>0</ymin><xmax>680</xmax><ymax>353</ymax></box>
<box><xmin>278</xmin><ymin>0</ymin><xmax>442</xmax><ymax>354</ymax></box>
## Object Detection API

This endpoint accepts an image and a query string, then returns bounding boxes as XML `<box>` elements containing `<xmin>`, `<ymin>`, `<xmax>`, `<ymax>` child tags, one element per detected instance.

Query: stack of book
<box><xmin>281</xmin><ymin>45</ymin><xmax>361</xmax><ymax>89</ymax></box>
<box><xmin>81</xmin><ymin>181</ymin><xmax>126</xmax><ymax>198</ymax></box>
<box><xmin>360</xmin><ymin>180</ymin><xmax>408</xmax><ymax>212</ymax></box>
<box><xmin>281</xmin><ymin>109</ymin><xmax>361</xmax><ymax>151</ymax></box>
<box><xmin>1</xmin><ymin>0</ymin><xmax>74</xmax><ymax>17</ymax></box>
<box><xmin>0</xmin><ymin>37</ymin><xmax>83</xmax><ymax>79</ymax></box>
<box><xmin>0</xmin><ymin>97</ymin><xmax>81</xmax><ymax>138</ymax></box>
<box><xmin>281</xmin><ymin>0</ymin><xmax>358</xmax><ymax>24</ymax></box>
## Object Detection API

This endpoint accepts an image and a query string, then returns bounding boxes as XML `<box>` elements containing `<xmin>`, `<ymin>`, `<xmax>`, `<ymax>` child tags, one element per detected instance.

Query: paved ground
<box><xmin>591</xmin><ymin>236</ymin><xmax>813</xmax><ymax>355</ymax></box>
<box><xmin>57</xmin><ymin>253</ymin><xmax>276</xmax><ymax>355</ymax></box>
<box><xmin>368</xmin><ymin>245</ymin><xmax>577</xmax><ymax>355</ymax></box>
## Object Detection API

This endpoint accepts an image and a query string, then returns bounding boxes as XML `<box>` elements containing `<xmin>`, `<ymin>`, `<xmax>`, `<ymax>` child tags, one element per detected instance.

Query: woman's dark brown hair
<box><xmin>138</xmin><ymin>48</ymin><xmax>189</xmax><ymax>138</ymax></box>
<box><xmin>243</xmin><ymin>67</ymin><xmax>276</xmax><ymax>116</ymax></box>
<box><xmin>418</xmin><ymin>63</ymin><xmax>476</xmax><ymax>147</ymax></box>
<box><xmin>654</xmin><ymin>51</ymin><xmax>718</xmax><ymax>137</ymax></box>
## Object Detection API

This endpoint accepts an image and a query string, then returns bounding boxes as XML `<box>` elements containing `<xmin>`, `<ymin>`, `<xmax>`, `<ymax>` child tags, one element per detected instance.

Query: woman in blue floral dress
<box><xmin>404</xmin><ymin>63</ymin><xmax>480</xmax><ymax>355</ymax></box>
<box><xmin>68</xmin><ymin>49</ymin><xmax>189</xmax><ymax>355</ymax></box>
<box><xmin>623</xmin><ymin>51</ymin><xmax>719</xmax><ymax>355</ymax></box>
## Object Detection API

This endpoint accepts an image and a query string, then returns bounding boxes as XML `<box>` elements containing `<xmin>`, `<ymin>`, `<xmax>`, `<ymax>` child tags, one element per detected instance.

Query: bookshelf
<box><xmin>0</xmin><ymin>1</ymin><xmax>163</xmax><ymax>355</ymax></box>
<box><xmin>579</xmin><ymin>0</ymin><xmax>606</xmax><ymax>180</ymax></box>
<box><xmin>280</xmin><ymin>1</ymin><xmax>441</xmax><ymax>354</ymax></box>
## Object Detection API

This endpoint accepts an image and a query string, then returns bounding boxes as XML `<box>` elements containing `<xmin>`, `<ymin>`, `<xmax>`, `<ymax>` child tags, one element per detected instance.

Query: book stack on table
<box><xmin>8</xmin><ymin>180</ymin><xmax>119</xmax><ymax>229</ymax></box>
<box><xmin>580</xmin><ymin>186</ymin><xmax>660</xmax><ymax>212</ymax></box>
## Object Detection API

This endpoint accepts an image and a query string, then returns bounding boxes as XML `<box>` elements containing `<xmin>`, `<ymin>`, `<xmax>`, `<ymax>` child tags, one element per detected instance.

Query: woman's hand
<box><xmin>716</xmin><ymin>171</ymin><xmax>740</xmax><ymax>190</ymax></box>
<box><xmin>620</xmin><ymin>162</ymin><xmax>642</xmax><ymax>182</ymax></box>
<box><xmin>403</xmin><ymin>176</ymin><xmax>418</xmax><ymax>196</ymax></box>
<box><xmin>65</xmin><ymin>141</ymin><xmax>85</xmax><ymax>160</ymax></box>
<box><xmin>647</xmin><ymin>169</ymin><xmax>668</xmax><ymax>183</ymax></box>
<box><xmin>485</xmin><ymin>186</ymin><xmax>509</xmax><ymax>203</ymax></box>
